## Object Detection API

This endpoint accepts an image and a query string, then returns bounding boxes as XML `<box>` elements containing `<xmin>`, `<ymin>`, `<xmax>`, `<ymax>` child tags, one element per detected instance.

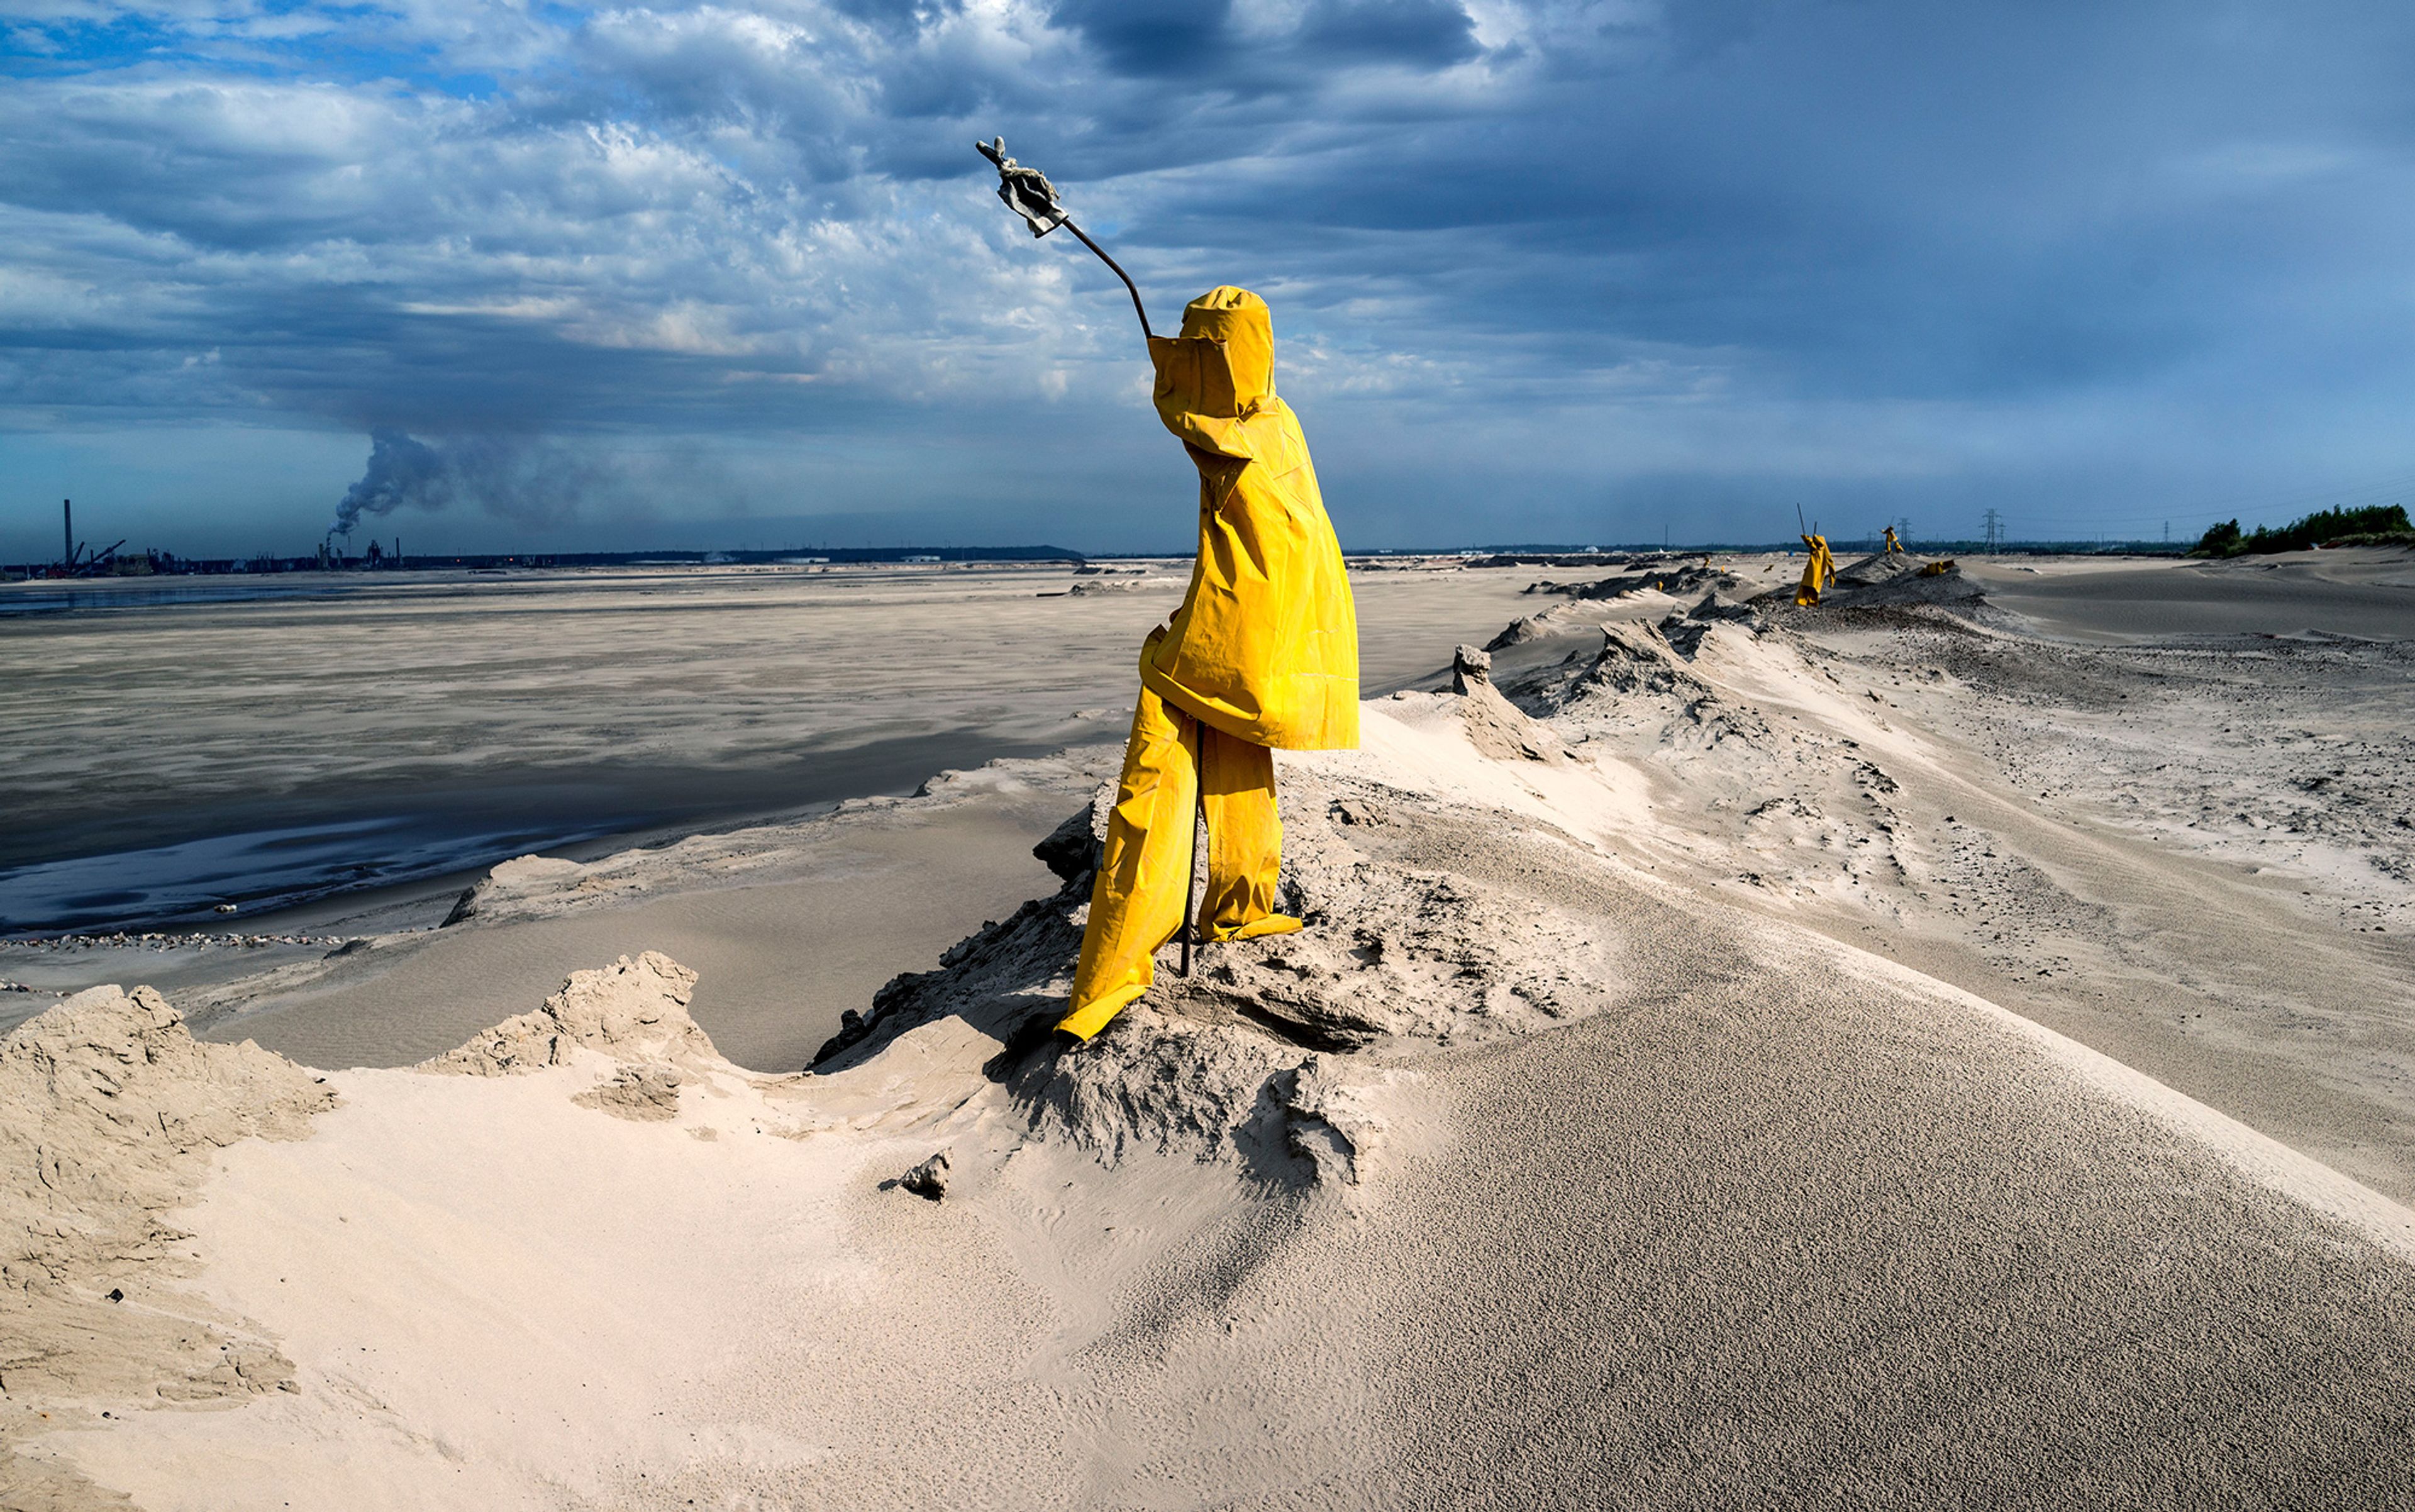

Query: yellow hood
<box><xmin>1149</xmin><ymin>286</ymin><xmax>1280</xmax><ymax>462</ymax></box>
<box><xmin>1176</xmin><ymin>286</ymin><xmax>1274</xmax><ymax>406</ymax></box>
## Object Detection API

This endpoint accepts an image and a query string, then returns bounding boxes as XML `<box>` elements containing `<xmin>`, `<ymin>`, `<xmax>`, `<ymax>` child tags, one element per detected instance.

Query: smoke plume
<box><xmin>331</xmin><ymin>429</ymin><xmax>623</xmax><ymax>538</ymax></box>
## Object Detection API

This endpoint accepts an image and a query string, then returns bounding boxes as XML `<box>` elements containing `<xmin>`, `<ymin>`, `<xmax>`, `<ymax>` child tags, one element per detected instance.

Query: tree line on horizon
<box><xmin>2190</xmin><ymin>503</ymin><xmax>2413</xmax><ymax>559</ymax></box>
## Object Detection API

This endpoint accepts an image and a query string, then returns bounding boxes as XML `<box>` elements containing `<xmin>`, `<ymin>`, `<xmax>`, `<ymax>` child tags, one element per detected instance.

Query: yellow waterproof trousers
<box><xmin>1058</xmin><ymin>682</ymin><xmax>1301</xmax><ymax>1040</ymax></box>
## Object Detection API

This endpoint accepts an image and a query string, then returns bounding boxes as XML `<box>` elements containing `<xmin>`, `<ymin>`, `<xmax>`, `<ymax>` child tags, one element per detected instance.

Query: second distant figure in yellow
<box><xmin>1057</xmin><ymin>287</ymin><xmax>1360</xmax><ymax>1041</ymax></box>
<box><xmin>1794</xmin><ymin>533</ymin><xmax>1835</xmax><ymax>606</ymax></box>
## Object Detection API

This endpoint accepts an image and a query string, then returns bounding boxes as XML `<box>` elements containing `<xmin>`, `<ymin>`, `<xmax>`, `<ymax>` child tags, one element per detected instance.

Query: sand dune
<box><xmin>7</xmin><ymin>555</ymin><xmax>2415</xmax><ymax>1507</ymax></box>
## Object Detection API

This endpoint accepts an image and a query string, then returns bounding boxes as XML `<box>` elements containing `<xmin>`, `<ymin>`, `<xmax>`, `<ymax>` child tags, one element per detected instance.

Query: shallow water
<box><xmin>0</xmin><ymin>726</ymin><xmax>1053</xmax><ymax>935</ymax></box>
<box><xmin>0</xmin><ymin>562</ymin><xmax>1539</xmax><ymax>935</ymax></box>
<box><xmin>1</xmin><ymin>577</ymin><xmax>433</xmax><ymax>618</ymax></box>
<box><xmin>0</xmin><ymin>815</ymin><xmax>594</xmax><ymax>934</ymax></box>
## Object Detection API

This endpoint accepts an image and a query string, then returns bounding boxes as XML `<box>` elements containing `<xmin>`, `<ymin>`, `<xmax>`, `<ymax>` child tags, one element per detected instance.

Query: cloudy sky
<box><xmin>4</xmin><ymin>0</ymin><xmax>2412</xmax><ymax>558</ymax></box>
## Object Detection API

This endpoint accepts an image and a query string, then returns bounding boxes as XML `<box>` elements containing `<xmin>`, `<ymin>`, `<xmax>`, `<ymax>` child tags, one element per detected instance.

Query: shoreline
<box><xmin>0</xmin><ymin>727</ymin><xmax>1071</xmax><ymax>939</ymax></box>
<box><xmin>0</xmin><ymin>559</ymin><xmax>1552</xmax><ymax>941</ymax></box>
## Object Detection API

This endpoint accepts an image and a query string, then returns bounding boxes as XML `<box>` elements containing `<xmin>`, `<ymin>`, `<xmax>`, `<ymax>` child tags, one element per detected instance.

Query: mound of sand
<box><xmin>1482</xmin><ymin>613</ymin><xmax>1556</xmax><ymax>650</ymax></box>
<box><xmin>1</xmin><ymin>987</ymin><xmax>336</xmax><ymax>1506</ymax></box>
<box><xmin>11</xmin><ymin>613</ymin><xmax>2415</xmax><ymax>1508</ymax></box>
<box><xmin>1525</xmin><ymin>560</ymin><xmax>1735</xmax><ymax>601</ymax></box>
<box><xmin>423</xmin><ymin>951</ymin><xmax>717</xmax><ymax>1123</ymax></box>
<box><xmin>1834</xmin><ymin>550</ymin><xmax>1923</xmax><ymax>588</ymax></box>
<box><xmin>1753</xmin><ymin>553</ymin><xmax>1985</xmax><ymax>614</ymax></box>
<box><xmin>814</xmin><ymin>699</ymin><xmax>1611</xmax><ymax>1179</ymax></box>
<box><xmin>1847</xmin><ymin>562</ymin><xmax>1984</xmax><ymax>608</ymax></box>
<box><xmin>424</xmin><ymin>951</ymin><xmax>714</xmax><ymax>1080</ymax></box>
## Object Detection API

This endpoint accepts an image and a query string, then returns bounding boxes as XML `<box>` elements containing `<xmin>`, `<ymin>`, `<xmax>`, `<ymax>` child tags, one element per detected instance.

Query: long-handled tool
<box><xmin>979</xmin><ymin>136</ymin><xmax>1204</xmax><ymax>976</ymax></box>
<box><xmin>1180</xmin><ymin>723</ymin><xmax>1202</xmax><ymax>977</ymax></box>
<box><xmin>976</xmin><ymin>138</ymin><xmax>1153</xmax><ymax>341</ymax></box>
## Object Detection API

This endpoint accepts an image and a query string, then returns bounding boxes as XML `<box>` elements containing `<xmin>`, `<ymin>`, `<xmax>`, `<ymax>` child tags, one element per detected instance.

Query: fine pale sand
<box><xmin>6</xmin><ymin>550</ymin><xmax>2414</xmax><ymax>1508</ymax></box>
<box><xmin>184</xmin><ymin>767</ymin><xmax>1104</xmax><ymax>1075</ymax></box>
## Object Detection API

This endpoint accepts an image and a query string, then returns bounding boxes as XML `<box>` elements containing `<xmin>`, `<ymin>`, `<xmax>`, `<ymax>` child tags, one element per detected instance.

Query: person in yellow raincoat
<box><xmin>1794</xmin><ymin>533</ymin><xmax>1835</xmax><ymax>606</ymax></box>
<box><xmin>1057</xmin><ymin>286</ymin><xmax>1359</xmax><ymax>1041</ymax></box>
<box><xmin>1882</xmin><ymin>525</ymin><xmax>1904</xmax><ymax>556</ymax></box>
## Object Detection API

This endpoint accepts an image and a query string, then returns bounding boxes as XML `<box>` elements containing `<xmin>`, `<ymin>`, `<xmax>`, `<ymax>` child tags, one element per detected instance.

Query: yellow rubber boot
<box><xmin>1199</xmin><ymin>725</ymin><xmax>1299</xmax><ymax>943</ymax></box>
<box><xmin>1059</xmin><ymin>686</ymin><xmax>1199</xmax><ymax>1041</ymax></box>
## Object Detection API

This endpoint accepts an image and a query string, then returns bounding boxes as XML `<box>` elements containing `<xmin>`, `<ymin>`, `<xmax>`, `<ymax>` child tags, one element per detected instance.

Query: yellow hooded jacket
<box><xmin>1794</xmin><ymin>533</ymin><xmax>1835</xmax><ymax>606</ymax></box>
<box><xmin>1138</xmin><ymin>287</ymin><xmax>1359</xmax><ymax>752</ymax></box>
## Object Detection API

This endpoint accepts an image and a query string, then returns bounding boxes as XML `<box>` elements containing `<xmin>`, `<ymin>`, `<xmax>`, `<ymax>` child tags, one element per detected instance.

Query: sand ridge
<box><xmin>6</xmin><ymin>552</ymin><xmax>2415</xmax><ymax>1506</ymax></box>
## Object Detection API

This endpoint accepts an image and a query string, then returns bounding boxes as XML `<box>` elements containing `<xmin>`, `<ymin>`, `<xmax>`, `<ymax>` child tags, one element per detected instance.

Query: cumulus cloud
<box><xmin>4</xmin><ymin>0</ymin><xmax>2414</xmax><ymax>551</ymax></box>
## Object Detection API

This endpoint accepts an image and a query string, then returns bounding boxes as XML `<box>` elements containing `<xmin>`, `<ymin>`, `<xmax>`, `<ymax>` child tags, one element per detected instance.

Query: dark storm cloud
<box><xmin>1049</xmin><ymin>1</ymin><xmax>1238</xmax><ymax>79</ymax></box>
<box><xmin>3</xmin><ymin>0</ymin><xmax>2414</xmax><ymax>554</ymax></box>
<box><xmin>1050</xmin><ymin>0</ymin><xmax>1477</xmax><ymax>80</ymax></box>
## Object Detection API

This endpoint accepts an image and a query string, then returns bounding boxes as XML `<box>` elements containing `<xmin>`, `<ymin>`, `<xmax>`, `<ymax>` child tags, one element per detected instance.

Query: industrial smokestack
<box><xmin>62</xmin><ymin>499</ymin><xmax>72</xmax><ymax>570</ymax></box>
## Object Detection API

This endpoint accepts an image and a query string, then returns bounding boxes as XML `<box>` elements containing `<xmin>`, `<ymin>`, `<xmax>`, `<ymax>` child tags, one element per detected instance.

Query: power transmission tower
<box><xmin>1981</xmin><ymin>508</ymin><xmax>2004</xmax><ymax>552</ymax></box>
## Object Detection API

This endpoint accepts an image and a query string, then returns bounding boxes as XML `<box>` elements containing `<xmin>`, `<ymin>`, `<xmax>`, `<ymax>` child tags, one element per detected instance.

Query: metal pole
<box><xmin>63</xmin><ymin>499</ymin><xmax>72</xmax><ymax>571</ymax></box>
<box><xmin>1061</xmin><ymin>218</ymin><xmax>1153</xmax><ymax>341</ymax></box>
<box><xmin>1179</xmin><ymin>718</ymin><xmax>1202</xmax><ymax>976</ymax></box>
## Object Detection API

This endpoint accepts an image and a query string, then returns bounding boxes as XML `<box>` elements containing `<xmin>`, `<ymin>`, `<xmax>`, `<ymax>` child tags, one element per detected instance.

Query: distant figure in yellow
<box><xmin>1058</xmin><ymin>287</ymin><xmax>1360</xmax><ymax>1042</ymax></box>
<box><xmin>1883</xmin><ymin>525</ymin><xmax>1904</xmax><ymax>556</ymax></box>
<box><xmin>1794</xmin><ymin>533</ymin><xmax>1835</xmax><ymax>606</ymax></box>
